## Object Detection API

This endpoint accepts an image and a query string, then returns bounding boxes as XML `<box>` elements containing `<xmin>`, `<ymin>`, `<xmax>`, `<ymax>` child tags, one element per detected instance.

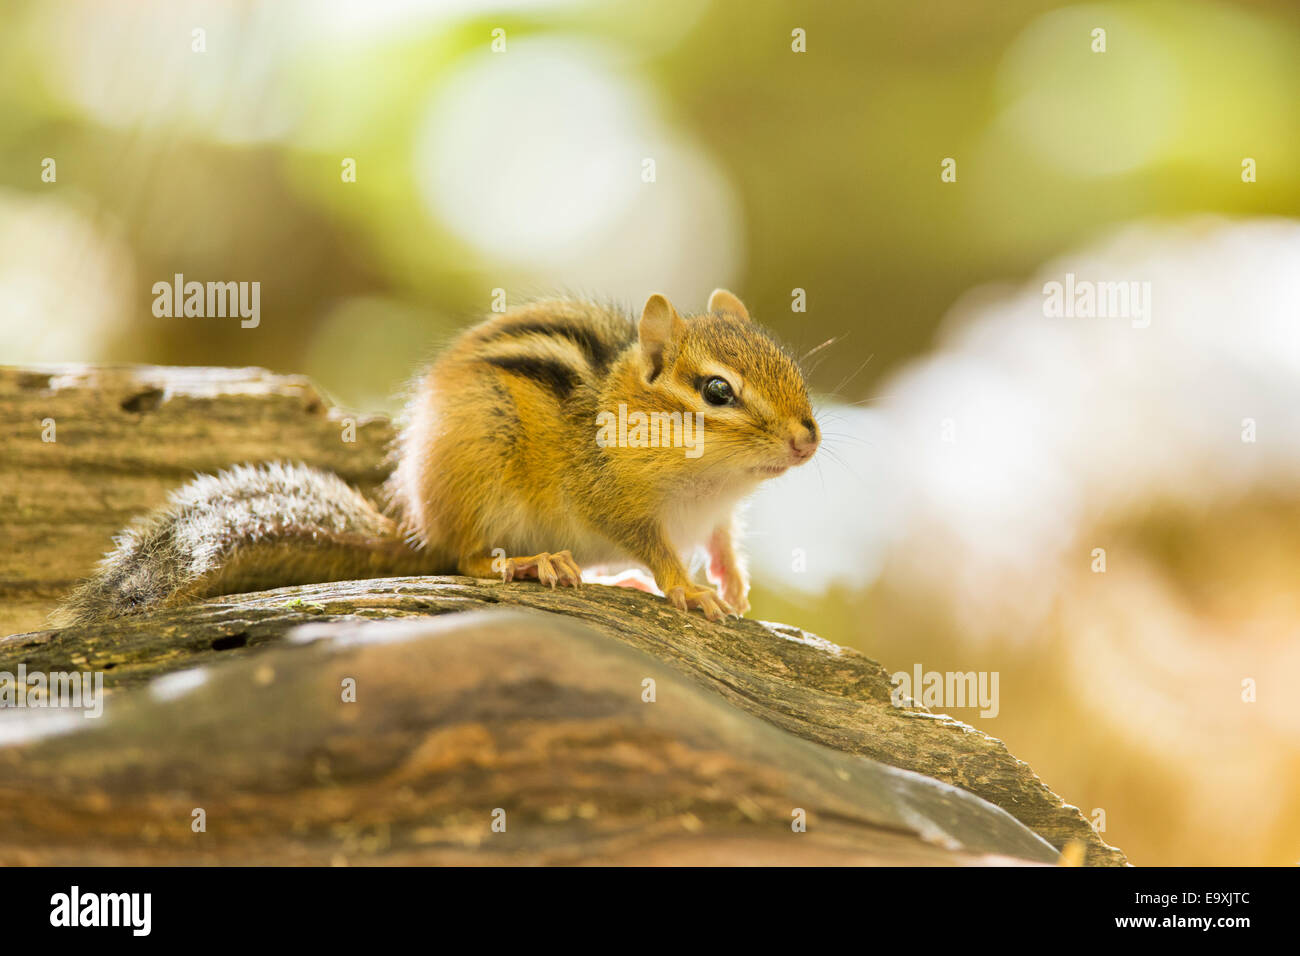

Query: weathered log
<box><xmin>2</xmin><ymin>575</ymin><xmax>1126</xmax><ymax>865</ymax></box>
<box><xmin>0</xmin><ymin>608</ymin><xmax>1060</xmax><ymax>865</ymax></box>
<box><xmin>0</xmin><ymin>363</ymin><xmax>1129</xmax><ymax>865</ymax></box>
<box><xmin>0</xmin><ymin>364</ymin><xmax>393</xmax><ymax>634</ymax></box>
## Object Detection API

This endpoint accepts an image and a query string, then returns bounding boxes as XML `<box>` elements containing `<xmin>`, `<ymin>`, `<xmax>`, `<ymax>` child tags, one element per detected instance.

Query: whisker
<box><xmin>815</xmin><ymin>446</ymin><xmax>872</xmax><ymax>488</ymax></box>
<box><xmin>845</xmin><ymin>393</ymin><xmax>897</xmax><ymax>407</ymax></box>
<box><xmin>821</xmin><ymin>432</ymin><xmax>876</xmax><ymax>449</ymax></box>
<box><xmin>800</xmin><ymin>335</ymin><xmax>841</xmax><ymax>364</ymax></box>
<box><xmin>827</xmin><ymin>352</ymin><xmax>875</xmax><ymax>400</ymax></box>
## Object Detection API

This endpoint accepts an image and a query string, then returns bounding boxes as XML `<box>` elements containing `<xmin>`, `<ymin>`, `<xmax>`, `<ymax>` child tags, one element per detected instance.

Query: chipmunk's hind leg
<box><xmin>507</xmin><ymin>551</ymin><xmax>583</xmax><ymax>589</ymax></box>
<box><xmin>460</xmin><ymin>550</ymin><xmax>582</xmax><ymax>589</ymax></box>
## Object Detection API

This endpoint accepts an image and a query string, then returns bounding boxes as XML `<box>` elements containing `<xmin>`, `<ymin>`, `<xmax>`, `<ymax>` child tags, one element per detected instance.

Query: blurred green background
<box><xmin>6</xmin><ymin>0</ymin><xmax>1297</xmax><ymax>403</ymax></box>
<box><xmin>3</xmin><ymin>0</ymin><xmax>1299</xmax><ymax>866</ymax></box>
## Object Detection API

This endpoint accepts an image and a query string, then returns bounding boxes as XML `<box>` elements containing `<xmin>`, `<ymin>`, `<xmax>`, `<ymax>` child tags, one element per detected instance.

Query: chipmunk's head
<box><xmin>637</xmin><ymin>289</ymin><xmax>819</xmax><ymax>479</ymax></box>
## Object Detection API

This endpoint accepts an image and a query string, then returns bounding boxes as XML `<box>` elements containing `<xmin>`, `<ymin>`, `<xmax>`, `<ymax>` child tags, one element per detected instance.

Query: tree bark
<box><xmin>0</xmin><ymin>364</ymin><xmax>1128</xmax><ymax>865</ymax></box>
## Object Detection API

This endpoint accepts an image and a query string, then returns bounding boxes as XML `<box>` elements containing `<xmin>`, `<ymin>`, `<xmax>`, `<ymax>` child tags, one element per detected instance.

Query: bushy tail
<box><xmin>52</xmin><ymin>462</ymin><xmax>444</xmax><ymax>626</ymax></box>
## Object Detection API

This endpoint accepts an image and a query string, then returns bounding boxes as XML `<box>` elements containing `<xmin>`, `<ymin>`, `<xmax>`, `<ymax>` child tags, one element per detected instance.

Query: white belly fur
<box><xmin>486</xmin><ymin>475</ymin><xmax>758</xmax><ymax>570</ymax></box>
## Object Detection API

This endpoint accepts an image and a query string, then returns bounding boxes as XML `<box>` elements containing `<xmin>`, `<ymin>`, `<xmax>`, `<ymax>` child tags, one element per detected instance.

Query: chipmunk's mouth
<box><xmin>750</xmin><ymin>463</ymin><xmax>790</xmax><ymax>477</ymax></box>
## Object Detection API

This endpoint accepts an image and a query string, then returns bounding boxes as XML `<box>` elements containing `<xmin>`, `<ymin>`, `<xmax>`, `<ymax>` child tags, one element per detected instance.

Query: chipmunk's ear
<box><xmin>639</xmin><ymin>293</ymin><xmax>686</xmax><ymax>380</ymax></box>
<box><xmin>708</xmin><ymin>288</ymin><xmax>750</xmax><ymax>321</ymax></box>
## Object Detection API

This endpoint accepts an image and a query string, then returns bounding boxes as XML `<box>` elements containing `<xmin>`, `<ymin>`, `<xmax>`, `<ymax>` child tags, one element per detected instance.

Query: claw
<box><xmin>499</xmin><ymin>550</ymin><xmax>583</xmax><ymax>589</ymax></box>
<box><xmin>553</xmin><ymin>550</ymin><xmax>583</xmax><ymax>589</ymax></box>
<box><xmin>537</xmin><ymin>555</ymin><xmax>557</xmax><ymax>588</ymax></box>
<box><xmin>666</xmin><ymin>585</ymin><xmax>733</xmax><ymax>623</ymax></box>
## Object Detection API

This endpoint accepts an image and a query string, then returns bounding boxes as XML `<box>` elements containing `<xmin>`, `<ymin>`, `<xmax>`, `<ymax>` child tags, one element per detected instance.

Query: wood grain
<box><xmin>0</xmin><ymin>364</ymin><xmax>1128</xmax><ymax>865</ymax></box>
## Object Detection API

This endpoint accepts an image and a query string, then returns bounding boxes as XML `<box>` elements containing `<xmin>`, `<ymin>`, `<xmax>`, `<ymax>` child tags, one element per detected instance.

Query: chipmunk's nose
<box><xmin>788</xmin><ymin>418</ymin><xmax>820</xmax><ymax>461</ymax></box>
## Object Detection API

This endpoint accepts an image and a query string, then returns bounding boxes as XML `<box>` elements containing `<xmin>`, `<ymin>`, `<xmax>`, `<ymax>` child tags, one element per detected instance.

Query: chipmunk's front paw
<box><xmin>501</xmin><ymin>550</ymin><xmax>583</xmax><ymax>589</ymax></box>
<box><xmin>665</xmin><ymin>585</ymin><xmax>733</xmax><ymax>622</ymax></box>
<box><xmin>720</xmin><ymin>576</ymin><xmax>750</xmax><ymax>616</ymax></box>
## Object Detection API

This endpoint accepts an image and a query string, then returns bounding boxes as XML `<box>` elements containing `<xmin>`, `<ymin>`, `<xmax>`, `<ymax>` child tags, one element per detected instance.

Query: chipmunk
<box><xmin>54</xmin><ymin>290</ymin><xmax>820</xmax><ymax>626</ymax></box>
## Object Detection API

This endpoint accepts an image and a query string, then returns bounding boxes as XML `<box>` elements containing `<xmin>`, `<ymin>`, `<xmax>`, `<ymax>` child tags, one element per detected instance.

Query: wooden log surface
<box><xmin>1</xmin><ymin>608</ymin><xmax>1062</xmax><ymax>865</ymax></box>
<box><xmin>0</xmin><ymin>364</ymin><xmax>393</xmax><ymax>635</ymax></box>
<box><xmin>0</xmin><ymin>364</ymin><xmax>1129</xmax><ymax>865</ymax></box>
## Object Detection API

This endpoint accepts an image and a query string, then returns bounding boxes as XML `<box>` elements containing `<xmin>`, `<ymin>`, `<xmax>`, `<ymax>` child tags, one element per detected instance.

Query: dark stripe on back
<box><xmin>483</xmin><ymin>321</ymin><xmax>622</xmax><ymax>373</ymax></box>
<box><xmin>484</xmin><ymin>354</ymin><xmax>581</xmax><ymax>400</ymax></box>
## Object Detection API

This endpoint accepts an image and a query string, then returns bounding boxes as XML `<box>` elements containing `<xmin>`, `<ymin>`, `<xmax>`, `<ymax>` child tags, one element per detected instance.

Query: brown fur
<box><xmin>57</xmin><ymin>292</ymin><xmax>819</xmax><ymax>625</ymax></box>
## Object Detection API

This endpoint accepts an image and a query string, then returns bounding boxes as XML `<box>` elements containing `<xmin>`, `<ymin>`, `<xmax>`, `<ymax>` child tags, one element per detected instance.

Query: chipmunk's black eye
<box><xmin>701</xmin><ymin>376</ymin><xmax>736</xmax><ymax>406</ymax></box>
